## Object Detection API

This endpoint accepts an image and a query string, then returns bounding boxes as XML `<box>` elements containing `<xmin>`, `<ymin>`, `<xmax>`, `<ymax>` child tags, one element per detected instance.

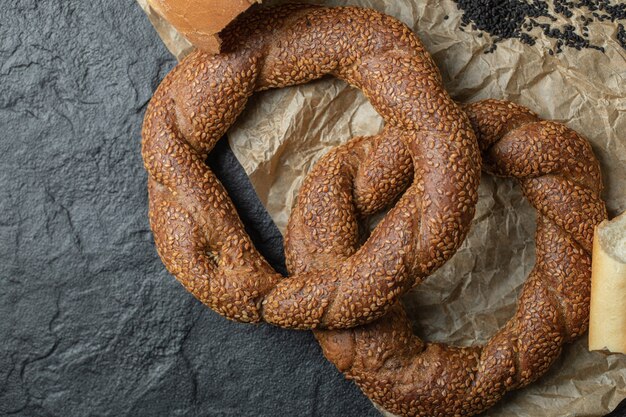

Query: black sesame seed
<box><xmin>618</xmin><ymin>23</ymin><xmax>626</xmax><ymax>49</ymax></box>
<box><xmin>452</xmin><ymin>0</ymin><xmax>626</xmax><ymax>53</ymax></box>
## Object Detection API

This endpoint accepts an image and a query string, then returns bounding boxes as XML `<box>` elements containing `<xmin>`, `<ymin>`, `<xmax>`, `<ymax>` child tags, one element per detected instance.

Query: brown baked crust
<box><xmin>142</xmin><ymin>5</ymin><xmax>481</xmax><ymax>329</ymax></box>
<box><xmin>148</xmin><ymin>0</ymin><xmax>260</xmax><ymax>53</ymax></box>
<box><xmin>306</xmin><ymin>100</ymin><xmax>607</xmax><ymax>416</ymax></box>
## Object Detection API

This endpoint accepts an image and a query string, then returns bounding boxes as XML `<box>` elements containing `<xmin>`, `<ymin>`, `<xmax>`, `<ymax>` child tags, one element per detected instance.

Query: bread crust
<box><xmin>147</xmin><ymin>0</ymin><xmax>259</xmax><ymax>53</ymax></box>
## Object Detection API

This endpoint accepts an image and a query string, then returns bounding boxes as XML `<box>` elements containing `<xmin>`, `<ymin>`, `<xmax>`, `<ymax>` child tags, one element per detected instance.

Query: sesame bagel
<box><xmin>142</xmin><ymin>4</ymin><xmax>481</xmax><ymax>329</ymax></box>
<box><xmin>305</xmin><ymin>100</ymin><xmax>607</xmax><ymax>416</ymax></box>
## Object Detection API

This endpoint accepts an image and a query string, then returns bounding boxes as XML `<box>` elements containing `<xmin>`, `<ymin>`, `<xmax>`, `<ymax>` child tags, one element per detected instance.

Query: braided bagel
<box><xmin>142</xmin><ymin>4</ymin><xmax>481</xmax><ymax>329</ymax></box>
<box><xmin>295</xmin><ymin>100</ymin><xmax>607</xmax><ymax>417</ymax></box>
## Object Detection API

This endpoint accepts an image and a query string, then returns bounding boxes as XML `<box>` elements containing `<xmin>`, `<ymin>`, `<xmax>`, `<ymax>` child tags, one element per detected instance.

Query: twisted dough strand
<box><xmin>307</xmin><ymin>100</ymin><xmax>607</xmax><ymax>416</ymax></box>
<box><xmin>142</xmin><ymin>5</ymin><xmax>481</xmax><ymax>329</ymax></box>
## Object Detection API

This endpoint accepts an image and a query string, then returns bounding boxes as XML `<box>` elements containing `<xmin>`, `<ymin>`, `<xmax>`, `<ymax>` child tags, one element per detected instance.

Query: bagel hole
<box><xmin>403</xmin><ymin>174</ymin><xmax>537</xmax><ymax>347</ymax></box>
<box><xmin>355</xmin><ymin>191</ymin><xmax>414</xmax><ymax>247</ymax></box>
<box><xmin>357</xmin><ymin>211</ymin><xmax>385</xmax><ymax>246</ymax></box>
<box><xmin>206</xmin><ymin>137</ymin><xmax>289</xmax><ymax>276</ymax></box>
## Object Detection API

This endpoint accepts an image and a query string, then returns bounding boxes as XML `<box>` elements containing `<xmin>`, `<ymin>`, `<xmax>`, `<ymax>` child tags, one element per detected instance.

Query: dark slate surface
<box><xmin>0</xmin><ymin>1</ymin><xmax>624</xmax><ymax>417</ymax></box>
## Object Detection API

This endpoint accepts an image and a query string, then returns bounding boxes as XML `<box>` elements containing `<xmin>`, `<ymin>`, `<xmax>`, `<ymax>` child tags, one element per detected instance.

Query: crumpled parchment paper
<box><xmin>138</xmin><ymin>1</ymin><xmax>626</xmax><ymax>416</ymax></box>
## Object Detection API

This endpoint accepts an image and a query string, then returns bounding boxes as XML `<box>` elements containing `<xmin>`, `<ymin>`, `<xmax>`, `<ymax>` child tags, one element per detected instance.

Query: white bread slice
<box><xmin>589</xmin><ymin>211</ymin><xmax>626</xmax><ymax>353</ymax></box>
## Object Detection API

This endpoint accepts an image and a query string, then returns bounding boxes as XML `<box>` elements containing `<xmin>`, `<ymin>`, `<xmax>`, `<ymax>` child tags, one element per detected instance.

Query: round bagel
<box><xmin>142</xmin><ymin>4</ymin><xmax>481</xmax><ymax>329</ymax></box>
<box><xmin>298</xmin><ymin>100</ymin><xmax>607</xmax><ymax>416</ymax></box>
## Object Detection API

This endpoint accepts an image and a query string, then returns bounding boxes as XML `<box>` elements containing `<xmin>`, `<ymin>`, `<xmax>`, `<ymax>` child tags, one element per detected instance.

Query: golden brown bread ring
<box><xmin>142</xmin><ymin>4</ymin><xmax>481</xmax><ymax>329</ymax></box>
<box><xmin>296</xmin><ymin>100</ymin><xmax>607</xmax><ymax>417</ymax></box>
